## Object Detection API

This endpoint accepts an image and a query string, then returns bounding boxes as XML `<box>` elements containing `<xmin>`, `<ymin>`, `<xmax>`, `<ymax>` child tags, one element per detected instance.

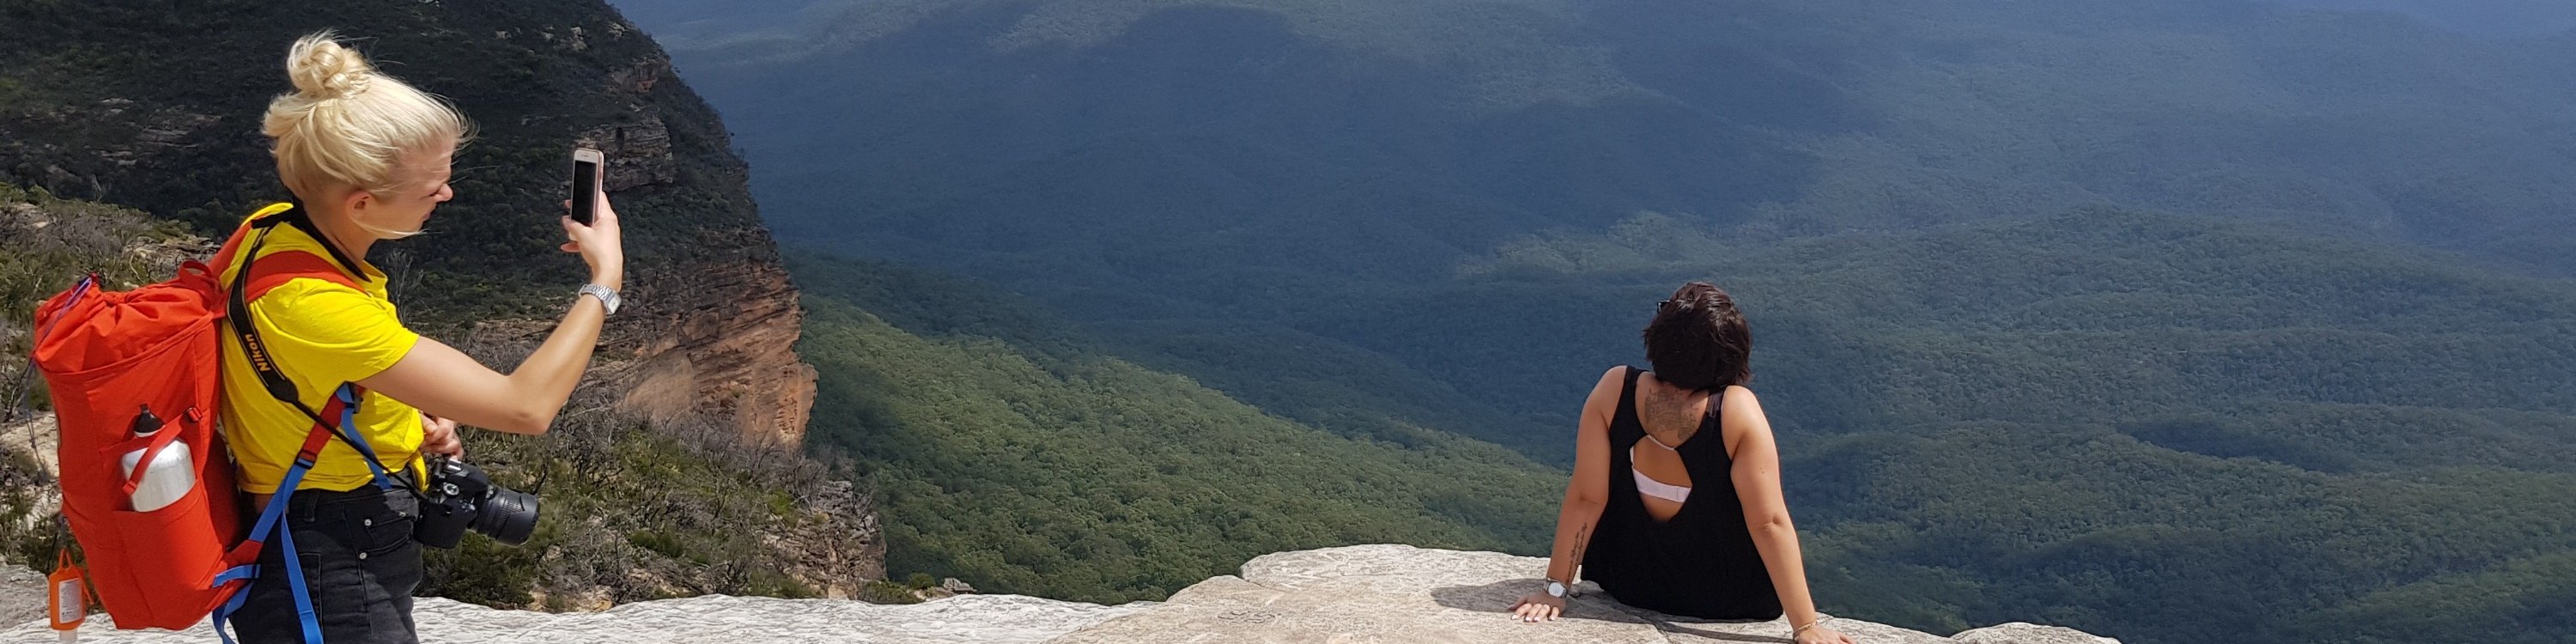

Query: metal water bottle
<box><xmin>117</xmin><ymin>405</ymin><xmax>193</xmax><ymax>513</ymax></box>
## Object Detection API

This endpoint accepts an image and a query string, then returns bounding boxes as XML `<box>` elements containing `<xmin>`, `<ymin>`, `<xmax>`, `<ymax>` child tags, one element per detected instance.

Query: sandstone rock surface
<box><xmin>3</xmin><ymin>544</ymin><xmax>2114</xmax><ymax>644</ymax></box>
<box><xmin>0</xmin><ymin>566</ymin><xmax>42</xmax><ymax>629</ymax></box>
<box><xmin>1056</xmin><ymin>545</ymin><xmax>2115</xmax><ymax>644</ymax></box>
<box><xmin>0</xmin><ymin>594</ymin><xmax>1145</xmax><ymax>644</ymax></box>
<box><xmin>1953</xmin><ymin>623</ymin><xmax>2123</xmax><ymax>644</ymax></box>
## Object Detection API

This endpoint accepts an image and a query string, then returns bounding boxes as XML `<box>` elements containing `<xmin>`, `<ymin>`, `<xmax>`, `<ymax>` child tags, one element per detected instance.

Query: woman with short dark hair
<box><xmin>1510</xmin><ymin>283</ymin><xmax>1855</xmax><ymax>644</ymax></box>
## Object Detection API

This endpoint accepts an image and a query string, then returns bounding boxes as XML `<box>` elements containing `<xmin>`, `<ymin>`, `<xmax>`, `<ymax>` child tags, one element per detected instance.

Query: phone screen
<box><xmin>571</xmin><ymin>157</ymin><xmax>600</xmax><ymax>225</ymax></box>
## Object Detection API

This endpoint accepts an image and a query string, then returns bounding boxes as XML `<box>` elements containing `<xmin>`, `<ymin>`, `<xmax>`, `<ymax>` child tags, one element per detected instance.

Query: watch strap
<box><xmin>579</xmin><ymin>283</ymin><xmax>622</xmax><ymax>315</ymax></box>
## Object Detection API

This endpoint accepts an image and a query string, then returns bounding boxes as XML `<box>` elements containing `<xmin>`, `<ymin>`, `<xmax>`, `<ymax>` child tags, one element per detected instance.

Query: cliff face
<box><xmin>611</xmin><ymin>246</ymin><xmax>817</xmax><ymax>446</ymax></box>
<box><xmin>0</xmin><ymin>545</ymin><xmax>2117</xmax><ymax>644</ymax></box>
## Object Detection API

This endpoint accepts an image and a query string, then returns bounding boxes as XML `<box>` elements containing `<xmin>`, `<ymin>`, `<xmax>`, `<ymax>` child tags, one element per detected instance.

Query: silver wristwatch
<box><xmin>1545</xmin><ymin>580</ymin><xmax>1569</xmax><ymax>598</ymax></box>
<box><xmin>579</xmin><ymin>283</ymin><xmax>622</xmax><ymax>315</ymax></box>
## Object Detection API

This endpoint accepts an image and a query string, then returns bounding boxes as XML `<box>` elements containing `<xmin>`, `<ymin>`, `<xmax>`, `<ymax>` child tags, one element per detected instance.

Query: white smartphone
<box><xmin>570</xmin><ymin>147</ymin><xmax>604</xmax><ymax>225</ymax></box>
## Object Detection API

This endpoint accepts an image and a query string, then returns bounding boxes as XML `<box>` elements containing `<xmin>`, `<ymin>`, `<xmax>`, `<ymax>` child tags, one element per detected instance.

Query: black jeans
<box><xmin>228</xmin><ymin>482</ymin><xmax>423</xmax><ymax>644</ymax></box>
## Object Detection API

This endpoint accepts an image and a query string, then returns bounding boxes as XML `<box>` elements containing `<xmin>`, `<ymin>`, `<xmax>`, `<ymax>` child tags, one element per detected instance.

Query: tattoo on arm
<box><xmin>1560</xmin><ymin>523</ymin><xmax>1593</xmax><ymax>579</ymax></box>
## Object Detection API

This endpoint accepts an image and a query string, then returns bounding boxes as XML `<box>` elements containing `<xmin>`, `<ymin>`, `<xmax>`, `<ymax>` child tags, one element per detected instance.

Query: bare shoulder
<box><xmin>1581</xmin><ymin>366</ymin><xmax>1630</xmax><ymax>420</ymax></box>
<box><xmin>1720</xmin><ymin>385</ymin><xmax>1763</xmax><ymax>410</ymax></box>
<box><xmin>1719</xmin><ymin>386</ymin><xmax>1772</xmax><ymax>452</ymax></box>
<box><xmin>1592</xmin><ymin>365</ymin><xmax>1631</xmax><ymax>393</ymax></box>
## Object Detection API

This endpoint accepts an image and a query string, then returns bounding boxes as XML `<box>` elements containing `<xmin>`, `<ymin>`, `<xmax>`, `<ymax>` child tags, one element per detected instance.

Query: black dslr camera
<box><xmin>415</xmin><ymin>455</ymin><xmax>540</xmax><ymax>549</ymax></box>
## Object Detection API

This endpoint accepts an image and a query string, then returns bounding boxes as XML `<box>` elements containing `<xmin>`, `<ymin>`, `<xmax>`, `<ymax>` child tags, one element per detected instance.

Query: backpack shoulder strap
<box><xmin>206</xmin><ymin>203</ymin><xmax>296</xmax><ymax>276</ymax></box>
<box><xmin>215</xmin><ymin>204</ymin><xmax>361</xmax><ymax>302</ymax></box>
<box><xmin>223</xmin><ymin>208</ymin><xmax>361</xmax><ymax>418</ymax></box>
<box><xmin>244</xmin><ymin>251</ymin><xmax>361</xmax><ymax>301</ymax></box>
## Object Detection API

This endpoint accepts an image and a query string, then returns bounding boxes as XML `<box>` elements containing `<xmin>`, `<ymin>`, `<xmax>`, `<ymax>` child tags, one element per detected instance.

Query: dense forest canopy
<box><xmin>790</xmin><ymin>254</ymin><xmax>1561</xmax><ymax>603</ymax></box>
<box><xmin>609</xmin><ymin>2</ymin><xmax>2576</xmax><ymax>642</ymax></box>
<box><xmin>2270</xmin><ymin>0</ymin><xmax>2576</xmax><ymax>35</ymax></box>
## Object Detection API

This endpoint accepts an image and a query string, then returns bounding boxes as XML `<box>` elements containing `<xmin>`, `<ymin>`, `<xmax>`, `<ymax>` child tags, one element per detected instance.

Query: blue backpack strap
<box><xmin>324</xmin><ymin>385</ymin><xmax>399</xmax><ymax>491</ymax></box>
<box><xmin>277</xmin><ymin>513</ymin><xmax>324</xmax><ymax>644</ymax></box>
<box><xmin>216</xmin><ymin>455</ymin><xmax>326</xmax><ymax>643</ymax></box>
<box><xmin>210</xmin><ymin>562</ymin><xmax>258</xmax><ymax>644</ymax></box>
<box><xmin>214</xmin><ymin>385</ymin><xmax>380</xmax><ymax>644</ymax></box>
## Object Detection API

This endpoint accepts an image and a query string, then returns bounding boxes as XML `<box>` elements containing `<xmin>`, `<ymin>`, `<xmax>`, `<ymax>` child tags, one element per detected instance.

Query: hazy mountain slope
<box><xmin>647</xmin><ymin>0</ymin><xmax>2576</xmax><ymax>279</ymax></box>
<box><xmin>1393</xmin><ymin>209</ymin><xmax>2576</xmax><ymax>435</ymax></box>
<box><xmin>790</xmin><ymin>252</ymin><xmax>1560</xmax><ymax>604</ymax></box>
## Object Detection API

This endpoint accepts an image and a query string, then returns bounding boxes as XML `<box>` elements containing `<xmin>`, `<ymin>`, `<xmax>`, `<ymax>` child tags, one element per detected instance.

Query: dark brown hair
<box><xmin>1642</xmin><ymin>282</ymin><xmax>1751</xmax><ymax>392</ymax></box>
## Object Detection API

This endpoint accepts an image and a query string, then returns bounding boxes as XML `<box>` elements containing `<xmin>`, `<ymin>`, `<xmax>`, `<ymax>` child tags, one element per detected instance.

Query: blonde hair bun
<box><xmin>262</xmin><ymin>31</ymin><xmax>471</xmax><ymax>204</ymax></box>
<box><xmin>285</xmin><ymin>33</ymin><xmax>375</xmax><ymax>100</ymax></box>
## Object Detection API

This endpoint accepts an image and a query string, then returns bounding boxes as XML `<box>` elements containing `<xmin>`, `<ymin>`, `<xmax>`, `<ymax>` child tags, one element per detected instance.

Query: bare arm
<box><xmin>358</xmin><ymin>195</ymin><xmax>623</xmax><ymax>435</ymax></box>
<box><xmin>1515</xmin><ymin>367</ymin><xmax>1625</xmax><ymax>622</ymax></box>
<box><xmin>1724</xmin><ymin>387</ymin><xmax>1844</xmax><ymax>641</ymax></box>
<box><xmin>361</xmin><ymin>297</ymin><xmax>610</xmax><ymax>434</ymax></box>
<box><xmin>1543</xmin><ymin>367</ymin><xmax>1623</xmax><ymax>585</ymax></box>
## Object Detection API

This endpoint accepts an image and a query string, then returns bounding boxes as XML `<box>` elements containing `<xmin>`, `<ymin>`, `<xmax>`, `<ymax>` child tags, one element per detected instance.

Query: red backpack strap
<box><xmin>222</xmin><ymin>207</ymin><xmax>370</xmax><ymax>422</ymax></box>
<box><xmin>243</xmin><ymin>251</ymin><xmax>361</xmax><ymax>301</ymax></box>
<box><xmin>207</xmin><ymin>203</ymin><xmax>297</xmax><ymax>276</ymax></box>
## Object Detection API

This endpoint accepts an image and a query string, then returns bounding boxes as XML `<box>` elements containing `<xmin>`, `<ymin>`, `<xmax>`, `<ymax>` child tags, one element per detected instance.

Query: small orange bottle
<box><xmin>47</xmin><ymin>550</ymin><xmax>85</xmax><ymax>642</ymax></box>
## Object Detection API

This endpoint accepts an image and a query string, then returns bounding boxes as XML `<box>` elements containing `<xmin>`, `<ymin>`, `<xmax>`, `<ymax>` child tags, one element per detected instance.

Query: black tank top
<box><xmin>1580</xmin><ymin>367</ymin><xmax>1781</xmax><ymax>619</ymax></box>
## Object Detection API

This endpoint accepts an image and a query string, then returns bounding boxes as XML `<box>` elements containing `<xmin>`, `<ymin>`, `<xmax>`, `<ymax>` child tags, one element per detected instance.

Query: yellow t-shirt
<box><xmin>216</xmin><ymin>204</ymin><xmax>425</xmax><ymax>493</ymax></box>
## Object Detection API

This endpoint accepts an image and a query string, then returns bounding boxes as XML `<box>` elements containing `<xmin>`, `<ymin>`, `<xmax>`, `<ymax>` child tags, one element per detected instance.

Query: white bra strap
<box><xmin>1629</xmin><ymin>445</ymin><xmax>1692</xmax><ymax>504</ymax></box>
<box><xmin>1642</xmin><ymin>432</ymin><xmax>1678</xmax><ymax>452</ymax></box>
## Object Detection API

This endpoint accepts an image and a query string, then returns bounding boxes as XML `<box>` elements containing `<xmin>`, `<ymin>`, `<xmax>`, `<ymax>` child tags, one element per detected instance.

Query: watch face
<box><xmin>1546</xmin><ymin>581</ymin><xmax>1566</xmax><ymax>598</ymax></box>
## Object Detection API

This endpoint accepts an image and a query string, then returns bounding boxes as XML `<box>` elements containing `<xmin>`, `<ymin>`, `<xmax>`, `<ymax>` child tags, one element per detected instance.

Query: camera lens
<box><xmin>413</xmin><ymin>456</ymin><xmax>540</xmax><ymax>549</ymax></box>
<box><xmin>472</xmin><ymin>486</ymin><xmax>540</xmax><ymax>546</ymax></box>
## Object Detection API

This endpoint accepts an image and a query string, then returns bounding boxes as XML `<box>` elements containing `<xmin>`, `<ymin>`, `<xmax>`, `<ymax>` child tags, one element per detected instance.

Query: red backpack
<box><xmin>31</xmin><ymin>204</ymin><xmax>367</xmax><ymax>637</ymax></box>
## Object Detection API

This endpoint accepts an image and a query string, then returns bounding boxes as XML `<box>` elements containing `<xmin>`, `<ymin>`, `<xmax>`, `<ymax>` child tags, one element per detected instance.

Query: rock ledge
<box><xmin>3</xmin><ymin>545</ymin><xmax>2115</xmax><ymax>643</ymax></box>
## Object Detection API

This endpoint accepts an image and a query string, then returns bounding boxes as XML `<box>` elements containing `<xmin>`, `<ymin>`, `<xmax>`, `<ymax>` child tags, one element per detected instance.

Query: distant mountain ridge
<box><xmin>644</xmin><ymin>0</ymin><xmax>2576</xmax><ymax>278</ymax></box>
<box><xmin>2271</xmin><ymin>0</ymin><xmax>2576</xmax><ymax>35</ymax></box>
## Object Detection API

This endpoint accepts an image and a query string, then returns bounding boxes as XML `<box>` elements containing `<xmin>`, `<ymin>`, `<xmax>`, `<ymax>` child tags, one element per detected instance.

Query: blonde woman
<box><xmin>1510</xmin><ymin>283</ymin><xmax>1855</xmax><ymax>644</ymax></box>
<box><xmin>220</xmin><ymin>32</ymin><xmax>623</xmax><ymax>642</ymax></box>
